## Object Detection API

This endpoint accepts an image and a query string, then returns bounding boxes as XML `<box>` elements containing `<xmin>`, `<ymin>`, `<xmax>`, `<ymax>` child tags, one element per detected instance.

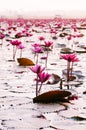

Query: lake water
<box><xmin>0</xmin><ymin>18</ymin><xmax>86</xmax><ymax>130</ymax></box>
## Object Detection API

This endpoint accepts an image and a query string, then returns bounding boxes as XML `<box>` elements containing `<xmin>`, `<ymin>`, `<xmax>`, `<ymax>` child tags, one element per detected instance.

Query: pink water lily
<box><xmin>32</xmin><ymin>46</ymin><xmax>44</xmax><ymax>54</ymax></box>
<box><xmin>38</xmin><ymin>36</ymin><xmax>45</xmax><ymax>41</ymax></box>
<box><xmin>38</xmin><ymin>72</ymin><xmax>51</xmax><ymax>83</ymax></box>
<box><xmin>32</xmin><ymin>44</ymin><xmax>44</xmax><ymax>64</ymax></box>
<box><xmin>38</xmin><ymin>72</ymin><xmax>51</xmax><ymax>93</ymax></box>
<box><xmin>0</xmin><ymin>33</ymin><xmax>5</xmax><ymax>39</ymax></box>
<box><xmin>44</xmin><ymin>41</ymin><xmax>53</xmax><ymax>48</ymax></box>
<box><xmin>61</xmin><ymin>53</ymin><xmax>79</xmax><ymax>82</ymax></box>
<box><xmin>30</xmin><ymin>64</ymin><xmax>45</xmax><ymax>74</ymax></box>
<box><xmin>10</xmin><ymin>40</ymin><xmax>22</xmax><ymax>60</ymax></box>
<box><xmin>10</xmin><ymin>40</ymin><xmax>22</xmax><ymax>46</ymax></box>
<box><xmin>32</xmin><ymin>43</ymin><xmax>41</xmax><ymax>47</ymax></box>
<box><xmin>67</xmin><ymin>35</ymin><xmax>72</xmax><ymax>41</ymax></box>
<box><xmin>18</xmin><ymin>44</ymin><xmax>25</xmax><ymax>58</ymax></box>
<box><xmin>61</xmin><ymin>53</ymin><xmax>79</xmax><ymax>62</ymax></box>
<box><xmin>0</xmin><ymin>33</ymin><xmax>5</xmax><ymax>46</ymax></box>
<box><xmin>30</xmin><ymin>64</ymin><xmax>50</xmax><ymax>96</ymax></box>
<box><xmin>30</xmin><ymin>64</ymin><xmax>45</xmax><ymax>96</ymax></box>
<box><xmin>18</xmin><ymin>44</ymin><xmax>25</xmax><ymax>49</ymax></box>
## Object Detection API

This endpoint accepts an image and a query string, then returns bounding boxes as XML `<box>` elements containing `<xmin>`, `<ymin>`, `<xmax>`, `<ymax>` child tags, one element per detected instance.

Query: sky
<box><xmin>0</xmin><ymin>0</ymin><xmax>86</xmax><ymax>18</ymax></box>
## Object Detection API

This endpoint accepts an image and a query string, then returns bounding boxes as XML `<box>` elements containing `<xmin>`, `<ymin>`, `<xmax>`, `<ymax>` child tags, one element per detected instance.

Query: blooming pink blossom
<box><xmin>44</xmin><ymin>41</ymin><xmax>53</xmax><ymax>47</ymax></box>
<box><xmin>61</xmin><ymin>53</ymin><xmax>79</xmax><ymax>82</ymax></box>
<box><xmin>30</xmin><ymin>64</ymin><xmax>50</xmax><ymax>96</ymax></box>
<box><xmin>38</xmin><ymin>36</ymin><xmax>45</xmax><ymax>41</ymax></box>
<box><xmin>30</xmin><ymin>64</ymin><xmax>45</xmax><ymax>74</ymax></box>
<box><xmin>67</xmin><ymin>35</ymin><xmax>72</xmax><ymax>41</ymax></box>
<box><xmin>32</xmin><ymin>46</ymin><xmax>44</xmax><ymax>53</ymax></box>
<box><xmin>32</xmin><ymin>43</ymin><xmax>41</xmax><ymax>48</ymax></box>
<box><xmin>10</xmin><ymin>40</ymin><xmax>22</xmax><ymax>60</ymax></box>
<box><xmin>18</xmin><ymin>44</ymin><xmax>25</xmax><ymax>49</ymax></box>
<box><xmin>0</xmin><ymin>33</ymin><xmax>5</xmax><ymax>39</ymax></box>
<box><xmin>60</xmin><ymin>53</ymin><xmax>79</xmax><ymax>62</ymax></box>
<box><xmin>38</xmin><ymin>72</ymin><xmax>51</xmax><ymax>83</ymax></box>
<box><xmin>10</xmin><ymin>40</ymin><xmax>22</xmax><ymax>46</ymax></box>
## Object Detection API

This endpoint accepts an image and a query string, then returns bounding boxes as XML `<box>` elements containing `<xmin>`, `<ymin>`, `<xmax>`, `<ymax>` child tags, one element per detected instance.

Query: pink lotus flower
<box><xmin>38</xmin><ymin>72</ymin><xmax>51</xmax><ymax>83</ymax></box>
<box><xmin>32</xmin><ymin>46</ymin><xmax>44</xmax><ymax>54</ymax></box>
<box><xmin>0</xmin><ymin>33</ymin><xmax>5</xmax><ymax>39</ymax></box>
<box><xmin>10</xmin><ymin>40</ymin><xmax>22</xmax><ymax>46</ymax></box>
<box><xmin>10</xmin><ymin>40</ymin><xmax>22</xmax><ymax>60</ymax></box>
<box><xmin>38</xmin><ymin>36</ymin><xmax>45</xmax><ymax>41</ymax></box>
<box><xmin>67</xmin><ymin>35</ymin><xmax>72</xmax><ymax>41</ymax></box>
<box><xmin>25</xmin><ymin>33</ymin><xmax>33</xmax><ymax>37</ymax></box>
<box><xmin>30</xmin><ymin>64</ymin><xmax>50</xmax><ymax>96</ymax></box>
<box><xmin>0</xmin><ymin>33</ymin><xmax>5</xmax><ymax>46</ymax></box>
<box><xmin>44</xmin><ymin>41</ymin><xmax>53</xmax><ymax>47</ymax></box>
<box><xmin>18</xmin><ymin>44</ymin><xmax>25</xmax><ymax>49</ymax></box>
<box><xmin>32</xmin><ymin>43</ymin><xmax>41</xmax><ymax>47</ymax></box>
<box><xmin>38</xmin><ymin>72</ymin><xmax>51</xmax><ymax>93</ymax></box>
<box><xmin>18</xmin><ymin>44</ymin><xmax>25</xmax><ymax>58</ymax></box>
<box><xmin>60</xmin><ymin>53</ymin><xmax>79</xmax><ymax>62</ymax></box>
<box><xmin>30</xmin><ymin>64</ymin><xmax>45</xmax><ymax>74</ymax></box>
<box><xmin>61</xmin><ymin>53</ymin><xmax>79</xmax><ymax>82</ymax></box>
<box><xmin>32</xmin><ymin>44</ymin><xmax>44</xmax><ymax>64</ymax></box>
<box><xmin>0</xmin><ymin>28</ymin><xmax>5</xmax><ymax>32</ymax></box>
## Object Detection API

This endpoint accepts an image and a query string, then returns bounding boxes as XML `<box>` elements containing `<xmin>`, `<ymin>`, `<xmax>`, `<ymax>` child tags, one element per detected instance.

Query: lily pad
<box><xmin>33</xmin><ymin>90</ymin><xmax>71</xmax><ymax>103</ymax></box>
<box><xmin>71</xmin><ymin>116</ymin><xmax>86</xmax><ymax>121</ymax></box>
<box><xmin>17</xmin><ymin>58</ymin><xmax>35</xmax><ymax>66</ymax></box>
<box><xmin>59</xmin><ymin>32</ymin><xmax>68</xmax><ymax>37</ymax></box>
<box><xmin>47</xmin><ymin>73</ymin><xmax>61</xmax><ymax>84</ymax></box>
<box><xmin>60</xmin><ymin>47</ymin><xmax>74</xmax><ymax>54</ymax></box>
<box><xmin>62</xmin><ymin>69</ymin><xmax>85</xmax><ymax>80</ymax></box>
<box><xmin>75</xmin><ymin>50</ymin><xmax>86</xmax><ymax>53</ymax></box>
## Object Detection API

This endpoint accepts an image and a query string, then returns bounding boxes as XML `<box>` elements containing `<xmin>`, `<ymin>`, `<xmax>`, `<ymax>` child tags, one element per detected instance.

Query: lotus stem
<box><xmin>60</xmin><ymin>78</ymin><xmax>63</xmax><ymax>89</ymax></box>
<box><xmin>20</xmin><ymin>49</ymin><xmax>22</xmax><ymax>58</ymax></box>
<box><xmin>13</xmin><ymin>46</ymin><xmax>17</xmax><ymax>60</ymax></box>
<box><xmin>67</xmin><ymin>61</ymin><xmax>70</xmax><ymax>82</ymax></box>
<box><xmin>38</xmin><ymin>82</ymin><xmax>43</xmax><ymax>94</ymax></box>
<box><xmin>36</xmin><ymin>53</ymin><xmax>39</xmax><ymax>64</ymax></box>
<box><xmin>45</xmin><ymin>47</ymin><xmax>48</xmax><ymax>67</ymax></box>
<box><xmin>36</xmin><ymin>75</ymin><xmax>39</xmax><ymax>97</ymax></box>
<box><xmin>71</xmin><ymin>62</ymin><xmax>73</xmax><ymax>76</ymax></box>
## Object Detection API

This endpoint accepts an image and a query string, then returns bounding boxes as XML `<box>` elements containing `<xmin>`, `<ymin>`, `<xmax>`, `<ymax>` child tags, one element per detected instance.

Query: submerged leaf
<box><xmin>33</xmin><ymin>90</ymin><xmax>71</xmax><ymax>103</ymax></box>
<box><xmin>17</xmin><ymin>58</ymin><xmax>35</xmax><ymax>66</ymax></box>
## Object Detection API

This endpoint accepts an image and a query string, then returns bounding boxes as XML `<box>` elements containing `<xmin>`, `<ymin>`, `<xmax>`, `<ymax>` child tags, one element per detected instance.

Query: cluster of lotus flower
<box><xmin>30</xmin><ymin>64</ymin><xmax>51</xmax><ymax>97</ymax></box>
<box><xmin>0</xmin><ymin>18</ymin><xmax>81</xmax><ymax>103</ymax></box>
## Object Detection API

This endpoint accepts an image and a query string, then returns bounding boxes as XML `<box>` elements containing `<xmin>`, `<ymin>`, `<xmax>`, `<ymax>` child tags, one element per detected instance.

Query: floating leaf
<box><xmin>47</xmin><ymin>73</ymin><xmax>61</xmax><ymax>84</ymax></box>
<box><xmin>83</xmin><ymin>91</ymin><xmax>86</xmax><ymax>94</ymax></box>
<box><xmin>75</xmin><ymin>50</ymin><xmax>86</xmax><ymax>53</ymax></box>
<box><xmin>33</xmin><ymin>90</ymin><xmax>71</xmax><ymax>103</ymax></box>
<box><xmin>59</xmin><ymin>32</ymin><xmax>68</xmax><ymax>37</ymax></box>
<box><xmin>68</xmin><ymin>75</ymin><xmax>77</xmax><ymax>81</ymax></box>
<box><xmin>60</xmin><ymin>47</ymin><xmax>74</xmax><ymax>54</ymax></box>
<box><xmin>52</xmin><ymin>36</ymin><xmax>57</xmax><ymax>40</ymax></box>
<box><xmin>71</xmin><ymin>116</ymin><xmax>86</xmax><ymax>121</ymax></box>
<box><xmin>17</xmin><ymin>58</ymin><xmax>35</xmax><ymax>66</ymax></box>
